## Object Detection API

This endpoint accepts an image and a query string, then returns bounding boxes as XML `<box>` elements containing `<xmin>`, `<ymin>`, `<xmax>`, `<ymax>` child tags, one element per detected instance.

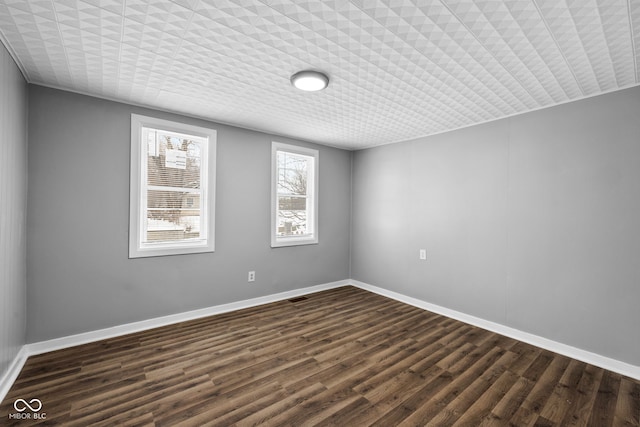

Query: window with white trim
<box><xmin>271</xmin><ymin>142</ymin><xmax>318</xmax><ymax>247</ymax></box>
<box><xmin>130</xmin><ymin>114</ymin><xmax>216</xmax><ymax>258</ymax></box>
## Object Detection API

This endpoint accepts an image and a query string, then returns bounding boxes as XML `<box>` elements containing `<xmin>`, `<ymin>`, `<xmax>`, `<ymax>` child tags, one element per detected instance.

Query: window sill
<box><xmin>271</xmin><ymin>237</ymin><xmax>318</xmax><ymax>248</ymax></box>
<box><xmin>129</xmin><ymin>243</ymin><xmax>214</xmax><ymax>259</ymax></box>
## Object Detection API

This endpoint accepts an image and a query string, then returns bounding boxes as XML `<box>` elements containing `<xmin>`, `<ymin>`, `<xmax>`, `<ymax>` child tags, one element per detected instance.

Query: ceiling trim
<box><xmin>28</xmin><ymin>81</ymin><xmax>349</xmax><ymax>151</ymax></box>
<box><xmin>0</xmin><ymin>27</ymin><xmax>28</xmax><ymax>82</ymax></box>
<box><xmin>1</xmin><ymin>1</ymin><xmax>637</xmax><ymax>149</ymax></box>
<box><xmin>372</xmin><ymin>82</ymin><xmax>640</xmax><ymax>150</ymax></box>
<box><xmin>628</xmin><ymin>0</ymin><xmax>639</xmax><ymax>79</ymax></box>
<box><xmin>28</xmin><ymin>79</ymin><xmax>640</xmax><ymax>152</ymax></box>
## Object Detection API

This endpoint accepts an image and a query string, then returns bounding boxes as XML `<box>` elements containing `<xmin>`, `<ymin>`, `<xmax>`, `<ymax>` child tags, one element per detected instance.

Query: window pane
<box><xmin>277</xmin><ymin>151</ymin><xmax>308</xmax><ymax>196</ymax></box>
<box><xmin>271</xmin><ymin>142</ymin><xmax>317</xmax><ymax>247</ymax></box>
<box><xmin>146</xmin><ymin>189</ymin><xmax>201</xmax><ymax>242</ymax></box>
<box><xmin>146</xmin><ymin>129</ymin><xmax>201</xmax><ymax>189</ymax></box>
<box><xmin>131</xmin><ymin>114</ymin><xmax>216</xmax><ymax>258</ymax></box>
<box><xmin>277</xmin><ymin>196</ymin><xmax>308</xmax><ymax>236</ymax></box>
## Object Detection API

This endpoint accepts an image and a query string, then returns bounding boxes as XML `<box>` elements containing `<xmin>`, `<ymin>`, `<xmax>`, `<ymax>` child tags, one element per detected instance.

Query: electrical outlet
<box><xmin>419</xmin><ymin>249</ymin><xmax>427</xmax><ymax>260</ymax></box>
<box><xmin>248</xmin><ymin>271</ymin><xmax>255</xmax><ymax>282</ymax></box>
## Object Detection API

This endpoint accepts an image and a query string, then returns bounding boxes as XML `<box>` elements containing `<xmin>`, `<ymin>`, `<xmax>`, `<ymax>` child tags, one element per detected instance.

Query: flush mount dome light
<box><xmin>290</xmin><ymin>70</ymin><xmax>329</xmax><ymax>92</ymax></box>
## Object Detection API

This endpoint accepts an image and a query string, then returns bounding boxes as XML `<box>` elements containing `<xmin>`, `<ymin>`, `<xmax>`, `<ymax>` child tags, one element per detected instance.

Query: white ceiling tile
<box><xmin>0</xmin><ymin>0</ymin><xmax>637</xmax><ymax>149</ymax></box>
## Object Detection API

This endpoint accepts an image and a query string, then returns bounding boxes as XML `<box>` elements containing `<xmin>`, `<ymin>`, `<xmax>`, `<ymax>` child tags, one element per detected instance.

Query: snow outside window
<box><xmin>130</xmin><ymin>114</ymin><xmax>216</xmax><ymax>258</ymax></box>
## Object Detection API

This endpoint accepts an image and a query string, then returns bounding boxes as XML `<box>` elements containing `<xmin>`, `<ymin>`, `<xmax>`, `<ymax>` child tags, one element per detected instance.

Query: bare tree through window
<box><xmin>276</xmin><ymin>151</ymin><xmax>312</xmax><ymax>236</ymax></box>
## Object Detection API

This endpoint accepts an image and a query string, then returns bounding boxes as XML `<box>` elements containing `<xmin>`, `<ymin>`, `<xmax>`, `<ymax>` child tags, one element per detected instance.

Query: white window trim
<box><xmin>129</xmin><ymin>114</ymin><xmax>216</xmax><ymax>258</ymax></box>
<box><xmin>271</xmin><ymin>142</ymin><xmax>319</xmax><ymax>248</ymax></box>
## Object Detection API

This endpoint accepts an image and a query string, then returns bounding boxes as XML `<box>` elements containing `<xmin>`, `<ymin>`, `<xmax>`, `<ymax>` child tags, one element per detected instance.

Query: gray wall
<box><xmin>352</xmin><ymin>87</ymin><xmax>640</xmax><ymax>366</ymax></box>
<box><xmin>27</xmin><ymin>85</ymin><xmax>352</xmax><ymax>342</ymax></box>
<box><xmin>0</xmin><ymin>43</ymin><xmax>28</xmax><ymax>378</ymax></box>
<box><xmin>22</xmin><ymin>80</ymin><xmax>640</xmax><ymax>368</ymax></box>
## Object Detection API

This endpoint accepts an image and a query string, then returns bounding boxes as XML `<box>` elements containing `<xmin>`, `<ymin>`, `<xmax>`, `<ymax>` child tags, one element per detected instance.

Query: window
<box><xmin>130</xmin><ymin>114</ymin><xmax>216</xmax><ymax>258</ymax></box>
<box><xmin>271</xmin><ymin>142</ymin><xmax>318</xmax><ymax>247</ymax></box>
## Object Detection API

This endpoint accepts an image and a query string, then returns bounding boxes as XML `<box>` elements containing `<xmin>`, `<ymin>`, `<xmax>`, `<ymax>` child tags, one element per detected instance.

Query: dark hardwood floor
<box><xmin>2</xmin><ymin>286</ymin><xmax>638</xmax><ymax>426</ymax></box>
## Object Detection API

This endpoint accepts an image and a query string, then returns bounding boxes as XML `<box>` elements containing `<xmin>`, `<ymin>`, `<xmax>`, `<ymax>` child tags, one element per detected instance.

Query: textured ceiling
<box><xmin>1</xmin><ymin>0</ymin><xmax>639</xmax><ymax>150</ymax></box>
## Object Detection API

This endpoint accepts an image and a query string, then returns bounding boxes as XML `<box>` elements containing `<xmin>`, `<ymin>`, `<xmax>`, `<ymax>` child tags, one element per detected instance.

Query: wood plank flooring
<box><xmin>2</xmin><ymin>286</ymin><xmax>638</xmax><ymax>426</ymax></box>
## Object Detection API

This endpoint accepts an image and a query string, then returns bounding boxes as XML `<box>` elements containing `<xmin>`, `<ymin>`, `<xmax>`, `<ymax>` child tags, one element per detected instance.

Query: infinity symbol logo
<box><xmin>13</xmin><ymin>398</ymin><xmax>42</xmax><ymax>412</ymax></box>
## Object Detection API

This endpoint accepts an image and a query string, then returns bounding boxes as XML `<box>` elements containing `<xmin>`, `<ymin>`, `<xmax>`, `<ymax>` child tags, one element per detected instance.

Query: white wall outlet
<box><xmin>248</xmin><ymin>271</ymin><xmax>255</xmax><ymax>282</ymax></box>
<box><xmin>419</xmin><ymin>249</ymin><xmax>427</xmax><ymax>260</ymax></box>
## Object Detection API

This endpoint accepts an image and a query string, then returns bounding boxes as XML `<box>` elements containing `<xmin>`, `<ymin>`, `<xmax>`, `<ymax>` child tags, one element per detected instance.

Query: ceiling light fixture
<box><xmin>290</xmin><ymin>70</ymin><xmax>329</xmax><ymax>92</ymax></box>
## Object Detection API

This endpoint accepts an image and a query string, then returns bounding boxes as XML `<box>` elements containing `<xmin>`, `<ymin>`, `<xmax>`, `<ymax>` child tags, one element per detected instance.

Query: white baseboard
<box><xmin>1</xmin><ymin>280</ymin><xmax>347</xmax><ymax>402</ymax></box>
<box><xmin>0</xmin><ymin>346</ymin><xmax>29</xmax><ymax>404</ymax></box>
<box><xmin>2</xmin><ymin>277</ymin><xmax>637</xmax><ymax>404</ymax></box>
<box><xmin>26</xmin><ymin>279</ymin><xmax>349</xmax><ymax>356</ymax></box>
<box><xmin>350</xmin><ymin>280</ymin><xmax>640</xmax><ymax>381</ymax></box>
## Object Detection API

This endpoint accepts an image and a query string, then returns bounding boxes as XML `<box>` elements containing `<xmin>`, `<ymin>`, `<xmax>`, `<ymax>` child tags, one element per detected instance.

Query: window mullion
<box><xmin>147</xmin><ymin>185</ymin><xmax>202</xmax><ymax>193</ymax></box>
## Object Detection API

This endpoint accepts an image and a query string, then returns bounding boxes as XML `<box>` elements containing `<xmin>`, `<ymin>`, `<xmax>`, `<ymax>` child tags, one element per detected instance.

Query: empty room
<box><xmin>1</xmin><ymin>1</ymin><xmax>639</xmax><ymax>425</ymax></box>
